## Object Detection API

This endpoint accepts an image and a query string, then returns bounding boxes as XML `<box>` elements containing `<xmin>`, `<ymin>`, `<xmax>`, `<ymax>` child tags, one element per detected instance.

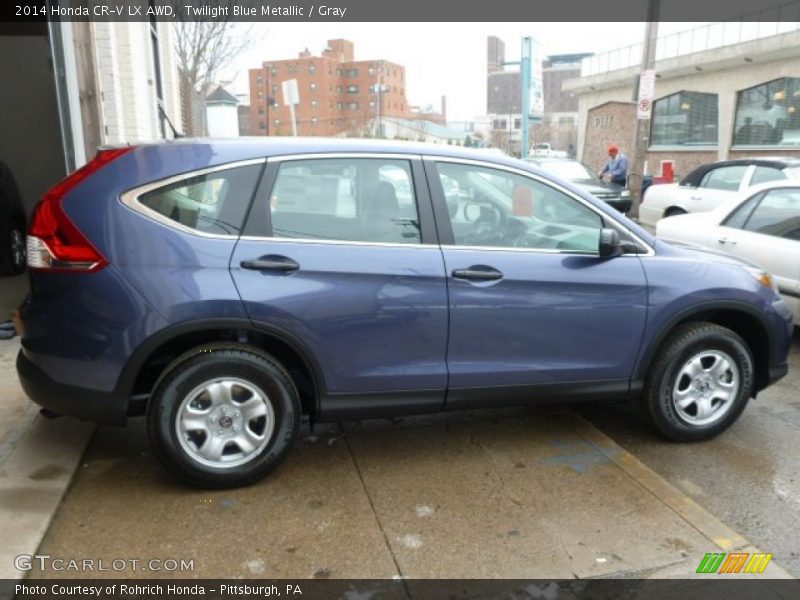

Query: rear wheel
<box><xmin>147</xmin><ymin>343</ymin><xmax>301</xmax><ymax>488</ymax></box>
<box><xmin>1</xmin><ymin>220</ymin><xmax>26</xmax><ymax>275</ymax></box>
<box><xmin>643</xmin><ymin>322</ymin><xmax>754</xmax><ymax>441</ymax></box>
<box><xmin>664</xmin><ymin>207</ymin><xmax>687</xmax><ymax>218</ymax></box>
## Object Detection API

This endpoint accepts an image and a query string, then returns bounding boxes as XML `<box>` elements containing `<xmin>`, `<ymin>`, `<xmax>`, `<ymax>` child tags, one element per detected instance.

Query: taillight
<box><xmin>28</xmin><ymin>147</ymin><xmax>133</xmax><ymax>273</ymax></box>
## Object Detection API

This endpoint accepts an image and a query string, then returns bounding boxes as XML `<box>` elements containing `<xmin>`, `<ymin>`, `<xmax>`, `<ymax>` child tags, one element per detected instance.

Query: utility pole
<box><xmin>628</xmin><ymin>0</ymin><xmax>660</xmax><ymax>220</ymax></box>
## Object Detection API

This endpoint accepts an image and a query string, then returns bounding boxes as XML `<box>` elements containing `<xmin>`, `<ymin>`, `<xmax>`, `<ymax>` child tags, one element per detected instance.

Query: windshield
<box><xmin>537</xmin><ymin>161</ymin><xmax>597</xmax><ymax>181</ymax></box>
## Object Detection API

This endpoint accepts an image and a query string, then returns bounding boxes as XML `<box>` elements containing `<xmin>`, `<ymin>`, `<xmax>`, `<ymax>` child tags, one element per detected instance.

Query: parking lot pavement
<box><xmin>574</xmin><ymin>329</ymin><xmax>800</xmax><ymax>577</ymax></box>
<box><xmin>0</xmin><ymin>337</ymin><xmax>95</xmax><ymax>579</ymax></box>
<box><xmin>29</xmin><ymin>403</ymin><xmax>790</xmax><ymax>580</ymax></box>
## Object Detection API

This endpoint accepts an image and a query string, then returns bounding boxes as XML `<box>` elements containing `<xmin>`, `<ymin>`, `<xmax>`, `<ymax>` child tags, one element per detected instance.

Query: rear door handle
<box><xmin>452</xmin><ymin>267</ymin><xmax>504</xmax><ymax>282</ymax></box>
<box><xmin>717</xmin><ymin>237</ymin><xmax>737</xmax><ymax>246</ymax></box>
<box><xmin>240</xmin><ymin>255</ymin><xmax>300</xmax><ymax>272</ymax></box>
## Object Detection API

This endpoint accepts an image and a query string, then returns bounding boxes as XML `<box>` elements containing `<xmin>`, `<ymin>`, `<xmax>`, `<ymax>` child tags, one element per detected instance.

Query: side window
<box><xmin>138</xmin><ymin>164</ymin><xmax>263</xmax><ymax>235</ymax></box>
<box><xmin>700</xmin><ymin>165</ymin><xmax>748</xmax><ymax>191</ymax></box>
<box><xmin>722</xmin><ymin>192</ymin><xmax>762</xmax><ymax>230</ymax></box>
<box><xmin>742</xmin><ymin>188</ymin><xmax>800</xmax><ymax>240</ymax></box>
<box><xmin>436</xmin><ymin>162</ymin><xmax>603</xmax><ymax>253</ymax></box>
<box><xmin>270</xmin><ymin>158</ymin><xmax>421</xmax><ymax>244</ymax></box>
<box><xmin>750</xmin><ymin>166</ymin><xmax>786</xmax><ymax>186</ymax></box>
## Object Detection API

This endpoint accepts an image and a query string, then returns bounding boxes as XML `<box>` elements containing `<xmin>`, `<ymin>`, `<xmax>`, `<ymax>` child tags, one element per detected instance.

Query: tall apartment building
<box><xmin>248</xmin><ymin>39</ymin><xmax>410</xmax><ymax>137</ymax></box>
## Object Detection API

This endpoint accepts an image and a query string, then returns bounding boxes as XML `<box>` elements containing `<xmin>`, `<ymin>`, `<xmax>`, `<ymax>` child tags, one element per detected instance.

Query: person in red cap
<box><xmin>599</xmin><ymin>144</ymin><xmax>629</xmax><ymax>186</ymax></box>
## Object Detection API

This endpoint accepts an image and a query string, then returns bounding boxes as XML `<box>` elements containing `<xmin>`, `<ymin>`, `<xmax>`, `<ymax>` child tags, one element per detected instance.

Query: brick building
<box><xmin>248</xmin><ymin>39</ymin><xmax>410</xmax><ymax>137</ymax></box>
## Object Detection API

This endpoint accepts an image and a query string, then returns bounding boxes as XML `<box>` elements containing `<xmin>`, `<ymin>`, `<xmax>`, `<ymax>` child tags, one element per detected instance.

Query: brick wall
<box><xmin>583</xmin><ymin>102</ymin><xmax>637</xmax><ymax>172</ymax></box>
<box><xmin>248</xmin><ymin>41</ymin><xmax>410</xmax><ymax>137</ymax></box>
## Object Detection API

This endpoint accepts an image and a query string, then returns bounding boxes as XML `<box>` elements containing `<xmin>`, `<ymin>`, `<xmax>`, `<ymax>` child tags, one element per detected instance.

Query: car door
<box><xmin>715</xmin><ymin>187</ymin><xmax>800</xmax><ymax>319</ymax></box>
<box><xmin>691</xmin><ymin>164</ymin><xmax>753</xmax><ymax>212</ymax></box>
<box><xmin>424</xmin><ymin>157</ymin><xmax>648</xmax><ymax>408</ymax></box>
<box><xmin>230</xmin><ymin>154</ymin><xmax>448</xmax><ymax>418</ymax></box>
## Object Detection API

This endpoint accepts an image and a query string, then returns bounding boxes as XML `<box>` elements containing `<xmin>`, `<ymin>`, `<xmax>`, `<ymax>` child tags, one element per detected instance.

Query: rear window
<box><xmin>137</xmin><ymin>164</ymin><xmax>263</xmax><ymax>235</ymax></box>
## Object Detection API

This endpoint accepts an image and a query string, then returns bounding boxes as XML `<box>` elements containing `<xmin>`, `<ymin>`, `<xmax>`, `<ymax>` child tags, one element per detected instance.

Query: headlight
<box><xmin>742</xmin><ymin>266</ymin><xmax>779</xmax><ymax>293</ymax></box>
<box><xmin>620</xmin><ymin>190</ymin><xmax>631</xmax><ymax>198</ymax></box>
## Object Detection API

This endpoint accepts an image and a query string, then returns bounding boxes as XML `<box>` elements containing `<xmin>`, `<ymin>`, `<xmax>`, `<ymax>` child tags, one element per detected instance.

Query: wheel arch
<box><xmin>635</xmin><ymin>300</ymin><xmax>773</xmax><ymax>394</ymax></box>
<box><xmin>118</xmin><ymin>318</ymin><xmax>325</xmax><ymax>419</ymax></box>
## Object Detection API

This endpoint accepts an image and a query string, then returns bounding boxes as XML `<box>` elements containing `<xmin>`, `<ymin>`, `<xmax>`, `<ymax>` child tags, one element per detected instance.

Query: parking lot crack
<box><xmin>342</xmin><ymin>430</ymin><xmax>410</xmax><ymax>594</ymax></box>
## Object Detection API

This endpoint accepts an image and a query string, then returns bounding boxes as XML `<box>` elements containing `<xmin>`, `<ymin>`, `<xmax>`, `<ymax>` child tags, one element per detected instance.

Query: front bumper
<box><xmin>604</xmin><ymin>197</ymin><xmax>632</xmax><ymax>213</ymax></box>
<box><xmin>17</xmin><ymin>350</ymin><xmax>128</xmax><ymax>425</ymax></box>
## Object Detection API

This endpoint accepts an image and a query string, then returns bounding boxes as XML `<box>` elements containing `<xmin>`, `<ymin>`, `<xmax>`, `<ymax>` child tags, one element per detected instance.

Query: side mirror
<box><xmin>598</xmin><ymin>228</ymin><xmax>622</xmax><ymax>258</ymax></box>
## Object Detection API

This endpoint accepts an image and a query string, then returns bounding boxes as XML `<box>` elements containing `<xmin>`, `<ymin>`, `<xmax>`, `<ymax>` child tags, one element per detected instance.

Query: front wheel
<box><xmin>147</xmin><ymin>343</ymin><xmax>301</xmax><ymax>488</ymax></box>
<box><xmin>643</xmin><ymin>322</ymin><xmax>754</xmax><ymax>442</ymax></box>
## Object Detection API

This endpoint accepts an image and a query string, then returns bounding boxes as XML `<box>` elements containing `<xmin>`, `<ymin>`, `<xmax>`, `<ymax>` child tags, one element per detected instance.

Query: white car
<box><xmin>657</xmin><ymin>181</ymin><xmax>800</xmax><ymax>324</ymax></box>
<box><xmin>640</xmin><ymin>158</ymin><xmax>800</xmax><ymax>228</ymax></box>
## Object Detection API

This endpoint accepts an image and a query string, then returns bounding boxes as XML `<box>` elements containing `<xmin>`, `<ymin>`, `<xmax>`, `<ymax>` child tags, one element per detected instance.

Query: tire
<box><xmin>1</xmin><ymin>220</ymin><xmax>26</xmax><ymax>275</ymax></box>
<box><xmin>642</xmin><ymin>322</ymin><xmax>754</xmax><ymax>442</ymax></box>
<box><xmin>147</xmin><ymin>343</ymin><xmax>301</xmax><ymax>489</ymax></box>
<box><xmin>664</xmin><ymin>207</ymin><xmax>687</xmax><ymax>218</ymax></box>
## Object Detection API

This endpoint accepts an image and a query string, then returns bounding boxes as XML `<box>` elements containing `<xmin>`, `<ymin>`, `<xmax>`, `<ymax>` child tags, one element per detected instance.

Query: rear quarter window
<box><xmin>136</xmin><ymin>163</ymin><xmax>263</xmax><ymax>235</ymax></box>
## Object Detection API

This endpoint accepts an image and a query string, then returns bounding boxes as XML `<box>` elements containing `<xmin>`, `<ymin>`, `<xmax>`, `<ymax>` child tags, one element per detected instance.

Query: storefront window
<box><xmin>733</xmin><ymin>77</ymin><xmax>800</xmax><ymax>147</ymax></box>
<box><xmin>651</xmin><ymin>91</ymin><xmax>718</xmax><ymax>147</ymax></box>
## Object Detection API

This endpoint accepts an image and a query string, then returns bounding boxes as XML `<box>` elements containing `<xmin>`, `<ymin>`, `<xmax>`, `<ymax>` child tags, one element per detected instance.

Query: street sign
<box><xmin>636</xmin><ymin>69</ymin><xmax>656</xmax><ymax>119</ymax></box>
<box><xmin>281</xmin><ymin>79</ymin><xmax>299</xmax><ymax>106</ymax></box>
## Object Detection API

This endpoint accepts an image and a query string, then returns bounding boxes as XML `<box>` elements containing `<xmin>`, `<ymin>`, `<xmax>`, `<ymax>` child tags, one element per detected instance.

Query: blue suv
<box><xmin>16</xmin><ymin>139</ymin><xmax>794</xmax><ymax>488</ymax></box>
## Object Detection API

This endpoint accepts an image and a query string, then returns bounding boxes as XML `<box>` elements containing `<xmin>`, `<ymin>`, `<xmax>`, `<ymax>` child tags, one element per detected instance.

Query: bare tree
<box><xmin>173</xmin><ymin>1</ymin><xmax>254</xmax><ymax>95</ymax></box>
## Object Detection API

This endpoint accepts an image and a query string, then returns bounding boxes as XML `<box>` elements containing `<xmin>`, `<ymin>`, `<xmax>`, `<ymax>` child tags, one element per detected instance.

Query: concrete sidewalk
<box><xmin>28</xmin><ymin>405</ymin><xmax>791</xmax><ymax>580</ymax></box>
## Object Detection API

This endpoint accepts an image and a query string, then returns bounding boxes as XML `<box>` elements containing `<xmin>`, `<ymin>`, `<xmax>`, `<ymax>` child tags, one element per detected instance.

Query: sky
<box><xmin>220</xmin><ymin>22</ymin><xmax>702</xmax><ymax>122</ymax></box>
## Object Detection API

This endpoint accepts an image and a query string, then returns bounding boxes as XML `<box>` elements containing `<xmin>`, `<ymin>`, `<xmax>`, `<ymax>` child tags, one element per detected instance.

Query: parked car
<box><xmin>657</xmin><ymin>181</ymin><xmax>800</xmax><ymax>325</ymax></box>
<box><xmin>17</xmin><ymin>139</ymin><xmax>793</xmax><ymax>488</ymax></box>
<box><xmin>526</xmin><ymin>157</ymin><xmax>631</xmax><ymax>213</ymax></box>
<box><xmin>639</xmin><ymin>157</ymin><xmax>800</xmax><ymax>227</ymax></box>
<box><xmin>531</xmin><ymin>143</ymin><xmax>568</xmax><ymax>158</ymax></box>
<box><xmin>0</xmin><ymin>161</ymin><xmax>27</xmax><ymax>275</ymax></box>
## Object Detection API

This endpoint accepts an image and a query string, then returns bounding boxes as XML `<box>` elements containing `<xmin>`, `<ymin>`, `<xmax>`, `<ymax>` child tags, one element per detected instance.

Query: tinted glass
<box><xmin>743</xmin><ymin>188</ymin><xmax>800</xmax><ymax>240</ymax></box>
<box><xmin>700</xmin><ymin>165</ymin><xmax>748</xmax><ymax>191</ymax></box>
<box><xmin>733</xmin><ymin>77</ymin><xmax>800</xmax><ymax>146</ymax></box>
<box><xmin>138</xmin><ymin>164</ymin><xmax>262</xmax><ymax>235</ymax></box>
<box><xmin>750</xmin><ymin>166</ymin><xmax>787</xmax><ymax>186</ymax></box>
<box><xmin>722</xmin><ymin>192</ymin><xmax>762</xmax><ymax>229</ymax></box>
<box><xmin>651</xmin><ymin>91</ymin><xmax>719</xmax><ymax>146</ymax></box>
<box><xmin>270</xmin><ymin>158</ymin><xmax>420</xmax><ymax>244</ymax></box>
<box><xmin>436</xmin><ymin>162</ymin><xmax>602</xmax><ymax>252</ymax></box>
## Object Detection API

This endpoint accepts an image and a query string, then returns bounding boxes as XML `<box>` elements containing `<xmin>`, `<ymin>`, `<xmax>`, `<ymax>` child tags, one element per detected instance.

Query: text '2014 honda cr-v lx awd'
<box><xmin>16</xmin><ymin>139</ymin><xmax>794</xmax><ymax>488</ymax></box>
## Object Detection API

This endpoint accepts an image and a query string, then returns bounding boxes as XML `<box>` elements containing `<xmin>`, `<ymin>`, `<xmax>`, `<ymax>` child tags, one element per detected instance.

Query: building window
<box><xmin>337</xmin><ymin>85</ymin><xmax>343</xmax><ymax>94</ymax></box>
<box><xmin>259</xmin><ymin>122</ymin><xmax>266</xmax><ymax>130</ymax></box>
<box><xmin>347</xmin><ymin>68</ymin><xmax>358</xmax><ymax>78</ymax></box>
<box><xmin>310</xmin><ymin>83</ymin><xmax>317</xmax><ymax>91</ymax></box>
<box><xmin>558</xmin><ymin>116</ymin><xmax>575</xmax><ymax>126</ymax></box>
<box><xmin>256</xmin><ymin>75</ymin><xmax>263</xmax><ymax>84</ymax></box>
<box><xmin>309</xmin><ymin>64</ymin><xmax>316</xmax><ymax>75</ymax></box>
<box><xmin>336</xmin><ymin>68</ymin><xmax>343</xmax><ymax>77</ymax></box>
<box><xmin>651</xmin><ymin>91</ymin><xmax>718</xmax><ymax>147</ymax></box>
<box><xmin>258</xmin><ymin>106</ymin><xmax>265</xmax><ymax>115</ymax></box>
<box><xmin>369</xmin><ymin>101</ymin><xmax>375</xmax><ymax>108</ymax></box>
<box><xmin>271</xmin><ymin>84</ymin><xmax>278</xmax><ymax>95</ymax></box>
<box><xmin>274</xmin><ymin>119</ymin><xmax>280</xmax><ymax>126</ymax></box>
<box><xmin>270</xmin><ymin>66</ymin><xmax>278</xmax><ymax>76</ymax></box>
<box><xmin>311</xmin><ymin>100</ymin><xmax>318</xmax><ymax>109</ymax></box>
<box><xmin>369</xmin><ymin>67</ymin><xmax>375</xmax><ymax>76</ymax></box>
<box><xmin>347</xmin><ymin>85</ymin><xmax>359</xmax><ymax>94</ymax></box>
<box><xmin>257</xmin><ymin>91</ymin><xmax>264</xmax><ymax>98</ymax></box>
<box><xmin>311</xmin><ymin>117</ymin><xmax>318</xmax><ymax>125</ymax></box>
<box><xmin>348</xmin><ymin>102</ymin><xmax>360</xmax><ymax>111</ymax></box>
<box><xmin>733</xmin><ymin>77</ymin><xmax>800</xmax><ymax>147</ymax></box>
<box><xmin>337</xmin><ymin>102</ymin><xmax>344</xmax><ymax>111</ymax></box>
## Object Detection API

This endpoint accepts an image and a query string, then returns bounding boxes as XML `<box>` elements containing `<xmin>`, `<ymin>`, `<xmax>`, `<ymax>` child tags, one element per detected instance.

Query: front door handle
<box><xmin>452</xmin><ymin>267</ymin><xmax>504</xmax><ymax>282</ymax></box>
<box><xmin>717</xmin><ymin>237</ymin><xmax>737</xmax><ymax>246</ymax></box>
<box><xmin>240</xmin><ymin>255</ymin><xmax>300</xmax><ymax>272</ymax></box>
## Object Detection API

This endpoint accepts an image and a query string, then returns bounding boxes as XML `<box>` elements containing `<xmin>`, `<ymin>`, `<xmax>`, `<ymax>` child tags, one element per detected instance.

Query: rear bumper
<box><xmin>16</xmin><ymin>350</ymin><xmax>128</xmax><ymax>425</ymax></box>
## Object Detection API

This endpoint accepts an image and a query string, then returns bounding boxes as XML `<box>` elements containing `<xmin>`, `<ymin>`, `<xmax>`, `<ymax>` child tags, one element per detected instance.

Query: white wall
<box><xmin>92</xmin><ymin>21</ymin><xmax>181</xmax><ymax>144</ymax></box>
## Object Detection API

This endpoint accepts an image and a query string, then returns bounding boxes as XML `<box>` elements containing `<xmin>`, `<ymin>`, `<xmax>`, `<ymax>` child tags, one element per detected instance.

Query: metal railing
<box><xmin>581</xmin><ymin>2</ymin><xmax>800</xmax><ymax>76</ymax></box>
